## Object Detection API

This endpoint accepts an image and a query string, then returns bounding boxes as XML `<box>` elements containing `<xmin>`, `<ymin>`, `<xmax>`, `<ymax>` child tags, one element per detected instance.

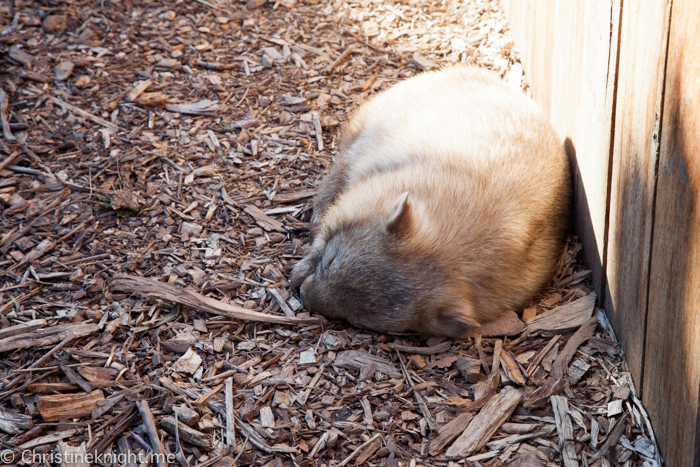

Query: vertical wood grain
<box><xmin>505</xmin><ymin>0</ymin><xmax>700</xmax><ymax>464</ymax></box>
<box><xmin>568</xmin><ymin>0</ymin><xmax>621</xmax><ymax>299</ymax></box>
<box><xmin>502</xmin><ymin>0</ymin><xmax>621</xmax><ymax>297</ymax></box>
<box><xmin>604</xmin><ymin>0</ymin><xmax>672</xmax><ymax>390</ymax></box>
<box><xmin>500</xmin><ymin>0</ymin><xmax>555</xmax><ymax>116</ymax></box>
<box><xmin>643</xmin><ymin>0</ymin><xmax>700</xmax><ymax>465</ymax></box>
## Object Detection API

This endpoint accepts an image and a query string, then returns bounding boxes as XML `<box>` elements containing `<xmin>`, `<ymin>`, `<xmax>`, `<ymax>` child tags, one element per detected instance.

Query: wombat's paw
<box><xmin>425</xmin><ymin>305</ymin><xmax>481</xmax><ymax>339</ymax></box>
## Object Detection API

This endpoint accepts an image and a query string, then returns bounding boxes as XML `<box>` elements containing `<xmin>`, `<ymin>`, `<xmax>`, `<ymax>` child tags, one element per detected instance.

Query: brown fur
<box><xmin>291</xmin><ymin>66</ymin><xmax>572</xmax><ymax>338</ymax></box>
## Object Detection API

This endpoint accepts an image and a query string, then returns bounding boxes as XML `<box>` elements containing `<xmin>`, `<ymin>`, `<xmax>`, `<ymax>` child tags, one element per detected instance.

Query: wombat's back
<box><xmin>296</xmin><ymin>67</ymin><xmax>572</xmax><ymax>337</ymax></box>
<box><xmin>313</xmin><ymin>67</ymin><xmax>566</xmax><ymax>219</ymax></box>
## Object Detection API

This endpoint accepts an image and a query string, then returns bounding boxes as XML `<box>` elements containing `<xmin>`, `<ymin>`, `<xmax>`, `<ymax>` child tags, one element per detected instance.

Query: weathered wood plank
<box><xmin>604</xmin><ymin>0</ymin><xmax>672</xmax><ymax>388</ymax></box>
<box><xmin>501</xmin><ymin>0</ymin><xmax>556</xmax><ymax>115</ymax></box>
<box><xmin>643</xmin><ymin>1</ymin><xmax>700</xmax><ymax>466</ymax></box>
<box><xmin>565</xmin><ymin>0</ymin><xmax>621</xmax><ymax>299</ymax></box>
<box><xmin>502</xmin><ymin>0</ymin><xmax>622</xmax><ymax>296</ymax></box>
<box><xmin>487</xmin><ymin>2</ymin><xmax>700</xmax><ymax>465</ymax></box>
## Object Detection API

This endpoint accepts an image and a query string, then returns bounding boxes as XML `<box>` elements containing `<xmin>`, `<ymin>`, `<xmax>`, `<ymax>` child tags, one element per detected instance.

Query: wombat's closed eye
<box><xmin>292</xmin><ymin>66</ymin><xmax>572</xmax><ymax>338</ymax></box>
<box><xmin>319</xmin><ymin>238</ymin><xmax>340</xmax><ymax>271</ymax></box>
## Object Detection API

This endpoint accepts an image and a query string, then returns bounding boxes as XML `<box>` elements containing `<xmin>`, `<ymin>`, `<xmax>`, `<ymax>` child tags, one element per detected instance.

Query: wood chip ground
<box><xmin>0</xmin><ymin>0</ymin><xmax>662</xmax><ymax>466</ymax></box>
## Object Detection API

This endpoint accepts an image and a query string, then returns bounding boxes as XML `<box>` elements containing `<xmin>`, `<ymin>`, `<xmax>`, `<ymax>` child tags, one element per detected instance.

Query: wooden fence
<box><xmin>501</xmin><ymin>1</ymin><xmax>699</xmax><ymax>465</ymax></box>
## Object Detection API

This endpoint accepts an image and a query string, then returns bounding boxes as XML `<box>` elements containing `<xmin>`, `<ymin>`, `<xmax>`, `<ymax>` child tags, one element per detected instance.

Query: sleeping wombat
<box><xmin>291</xmin><ymin>66</ymin><xmax>572</xmax><ymax>338</ymax></box>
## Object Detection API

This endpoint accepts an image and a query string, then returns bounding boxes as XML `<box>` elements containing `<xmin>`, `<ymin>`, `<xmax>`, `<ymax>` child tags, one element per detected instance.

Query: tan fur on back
<box><xmin>291</xmin><ymin>66</ymin><xmax>571</xmax><ymax>338</ymax></box>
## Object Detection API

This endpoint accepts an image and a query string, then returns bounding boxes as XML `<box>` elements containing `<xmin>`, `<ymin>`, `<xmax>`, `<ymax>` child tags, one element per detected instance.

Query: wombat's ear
<box><xmin>387</xmin><ymin>191</ymin><xmax>411</xmax><ymax>235</ymax></box>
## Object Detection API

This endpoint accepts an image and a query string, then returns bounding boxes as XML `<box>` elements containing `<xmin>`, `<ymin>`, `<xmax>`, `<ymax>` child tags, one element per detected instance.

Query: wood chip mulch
<box><xmin>0</xmin><ymin>0</ymin><xmax>663</xmax><ymax>466</ymax></box>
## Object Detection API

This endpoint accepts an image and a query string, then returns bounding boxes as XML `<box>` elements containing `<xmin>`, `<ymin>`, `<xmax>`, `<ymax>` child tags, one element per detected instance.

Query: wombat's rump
<box><xmin>291</xmin><ymin>66</ymin><xmax>572</xmax><ymax>338</ymax></box>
